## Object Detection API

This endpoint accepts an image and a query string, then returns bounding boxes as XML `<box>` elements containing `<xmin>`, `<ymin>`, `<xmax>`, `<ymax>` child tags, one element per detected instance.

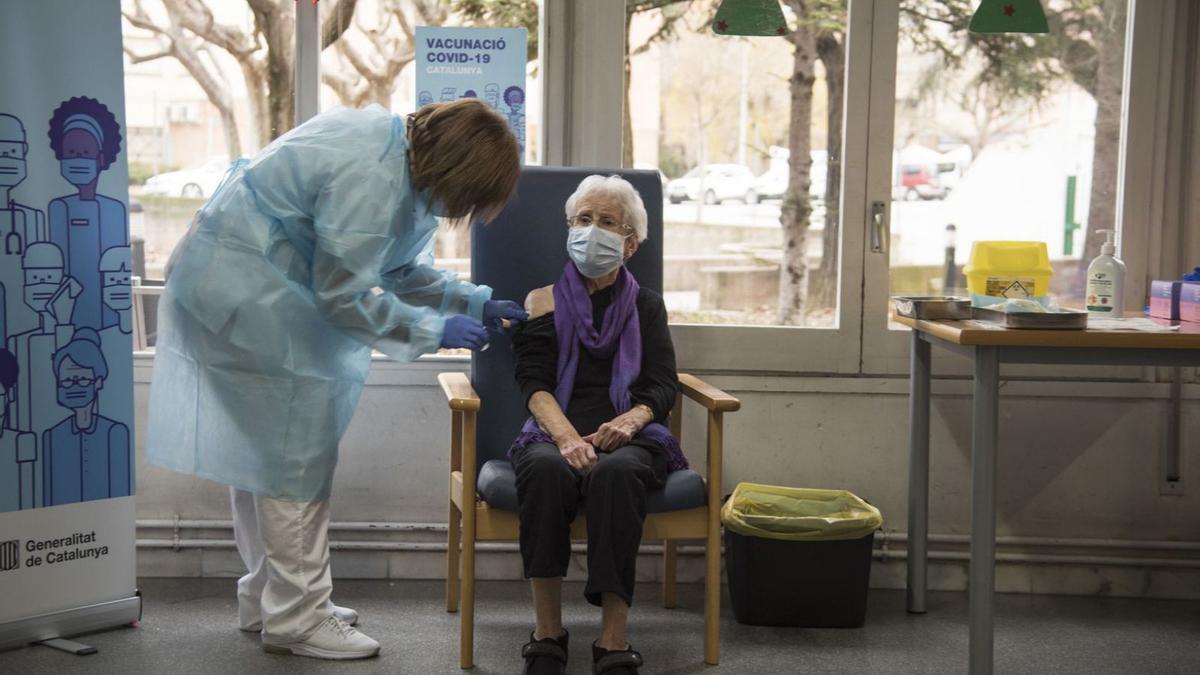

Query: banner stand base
<box><xmin>0</xmin><ymin>591</ymin><xmax>142</xmax><ymax>653</ymax></box>
<box><xmin>36</xmin><ymin>637</ymin><xmax>99</xmax><ymax>655</ymax></box>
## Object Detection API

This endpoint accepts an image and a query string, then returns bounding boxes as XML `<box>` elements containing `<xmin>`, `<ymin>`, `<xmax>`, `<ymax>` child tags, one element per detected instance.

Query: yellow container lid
<box><xmin>964</xmin><ymin>241</ymin><xmax>1053</xmax><ymax>276</ymax></box>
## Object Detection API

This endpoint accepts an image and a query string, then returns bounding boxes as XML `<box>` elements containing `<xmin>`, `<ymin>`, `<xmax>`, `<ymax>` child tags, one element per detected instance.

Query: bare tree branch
<box><xmin>123</xmin><ymin>44</ymin><xmax>174</xmax><ymax>64</ymax></box>
<box><xmin>322</xmin><ymin>0</ymin><xmax>360</xmax><ymax>49</ymax></box>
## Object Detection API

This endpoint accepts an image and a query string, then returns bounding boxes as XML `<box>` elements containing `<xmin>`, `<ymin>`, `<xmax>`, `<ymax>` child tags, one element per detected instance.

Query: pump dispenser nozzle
<box><xmin>1098</xmin><ymin>229</ymin><xmax>1116</xmax><ymax>256</ymax></box>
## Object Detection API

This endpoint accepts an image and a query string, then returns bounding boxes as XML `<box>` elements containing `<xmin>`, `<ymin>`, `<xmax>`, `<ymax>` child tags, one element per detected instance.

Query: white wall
<box><xmin>132</xmin><ymin>353</ymin><xmax>1200</xmax><ymax>599</ymax></box>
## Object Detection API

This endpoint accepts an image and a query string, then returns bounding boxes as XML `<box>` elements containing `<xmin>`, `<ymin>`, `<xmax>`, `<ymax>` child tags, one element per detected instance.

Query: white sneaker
<box><xmin>241</xmin><ymin>604</ymin><xmax>359</xmax><ymax>632</ymax></box>
<box><xmin>262</xmin><ymin>616</ymin><xmax>380</xmax><ymax>660</ymax></box>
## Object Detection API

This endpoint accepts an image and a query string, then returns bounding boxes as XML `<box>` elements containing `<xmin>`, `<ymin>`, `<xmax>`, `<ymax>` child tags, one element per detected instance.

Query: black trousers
<box><xmin>512</xmin><ymin>442</ymin><xmax>668</xmax><ymax>607</ymax></box>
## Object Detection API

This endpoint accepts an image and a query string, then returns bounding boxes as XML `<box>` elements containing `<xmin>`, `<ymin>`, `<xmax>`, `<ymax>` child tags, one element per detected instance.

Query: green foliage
<box><xmin>450</xmin><ymin>0</ymin><xmax>539</xmax><ymax>60</ymax></box>
<box><xmin>900</xmin><ymin>0</ymin><xmax>1117</xmax><ymax>103</ymax></box>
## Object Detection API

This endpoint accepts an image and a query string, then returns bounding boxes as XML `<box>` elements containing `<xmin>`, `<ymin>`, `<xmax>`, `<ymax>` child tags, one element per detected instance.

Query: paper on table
<box><xmin>1087</xmin><ymin>317</ymin><xmax>1181</xmax><ymax>332</ymax></box>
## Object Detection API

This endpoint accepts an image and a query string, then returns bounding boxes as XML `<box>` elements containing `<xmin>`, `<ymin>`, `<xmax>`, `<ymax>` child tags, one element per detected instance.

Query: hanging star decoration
<box><xmin>969</xmin><ymin>0</ymin><xmax>1049</xmax><ymax>34</ymax></box>
<box><xmin>712</xmin><ymin>0</ymin><xmax>791</xmax><ymax>37</ymax></box>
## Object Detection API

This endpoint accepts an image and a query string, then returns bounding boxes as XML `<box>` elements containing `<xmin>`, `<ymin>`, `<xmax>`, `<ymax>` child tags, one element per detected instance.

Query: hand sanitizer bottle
<box><xmin>1086</xmin><ymin>229</ymin><xmax>1125</xmax><ymax>315</ymax></box>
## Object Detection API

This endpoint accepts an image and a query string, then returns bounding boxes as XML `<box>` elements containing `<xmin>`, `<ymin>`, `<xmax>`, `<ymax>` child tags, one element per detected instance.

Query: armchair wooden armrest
<box><xmin>679</xmin><ymin>373</ymin><xmax>740</xmax><ymax>412</ymax></box>
<box><xmin>439</xmin><ymin>372</ymin><xmax>481</xmax><ymax>412</ymax></box>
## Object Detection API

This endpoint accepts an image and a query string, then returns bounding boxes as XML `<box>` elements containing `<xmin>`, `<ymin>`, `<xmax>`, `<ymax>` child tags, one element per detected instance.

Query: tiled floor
<box><xmin>2</xmin><ymin>578</ymin><xmax>1199</xmax><ymax>674</ymax></box>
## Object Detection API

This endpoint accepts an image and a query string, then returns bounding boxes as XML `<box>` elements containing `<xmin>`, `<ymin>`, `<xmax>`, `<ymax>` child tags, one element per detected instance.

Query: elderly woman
<box><xmin>509</xmin><ymin>175</ymin><xmax>684</xmax><ymax>675</ymax></box>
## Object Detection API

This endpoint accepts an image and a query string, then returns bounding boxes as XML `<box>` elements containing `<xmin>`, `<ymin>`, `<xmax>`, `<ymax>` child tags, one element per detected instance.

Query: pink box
<box><xmin>1150</xmin><ymin>280</ymin><xmax>1182</xmax><ymax>320</ymax></box>
<box><xmin>1181</xmin><ymin>282</ymin><xmax>1200</xmax><ymax>323</ymax></box>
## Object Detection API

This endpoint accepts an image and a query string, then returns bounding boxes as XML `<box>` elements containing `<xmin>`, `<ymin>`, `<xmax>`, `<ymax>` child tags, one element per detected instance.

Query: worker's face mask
<box><xmin>567</xmin><ymin>225</ymin><xmax>627</xmax><ymax>279</ymax></box>
<box><xmin>416</xmin><ymin>188</ymin><xmax>449</xmax><ymax>219</ymax></box>
<box><xmin>60</xmin><ymin>157</ymin><xmax>99</xmax><ymax>186</ymax></box>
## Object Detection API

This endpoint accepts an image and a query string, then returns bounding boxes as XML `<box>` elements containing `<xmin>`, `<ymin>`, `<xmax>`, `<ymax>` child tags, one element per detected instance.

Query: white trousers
<box><xmin>231</xmin><ymin>487</ymin><xmax>335</xmax><ymax>642</ymax></box>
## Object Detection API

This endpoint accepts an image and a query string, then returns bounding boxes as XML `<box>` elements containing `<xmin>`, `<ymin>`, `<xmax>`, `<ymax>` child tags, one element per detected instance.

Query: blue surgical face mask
<box><xmin>61</xmin><ymin>157</ymin><xmax>98</xmax><ymax>186</ymax></box>
<box><xmin>567</xmin><ymin>225</ymin><xmax>628</xmax><ymax>279</ymax></box>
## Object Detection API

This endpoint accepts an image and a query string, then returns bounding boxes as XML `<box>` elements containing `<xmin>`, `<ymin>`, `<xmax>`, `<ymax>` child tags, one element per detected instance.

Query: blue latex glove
<box><xmin>482</xmin><ymin>299</ymin><xmax>529</xmax><ymax>331</ymax></box>
<box><xmin>441</xmin><ymin>315</ymin><xmax>490</xmax><ymax>351</ymax></box>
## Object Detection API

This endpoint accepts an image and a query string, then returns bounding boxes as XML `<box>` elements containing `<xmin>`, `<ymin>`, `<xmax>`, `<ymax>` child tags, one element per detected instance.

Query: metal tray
<box><xmin>893</xmin><ymin>296</ymin><xmax>972</xmax><ymax>320</ymax></box>
<box><xmin>971</xmin><ymin>307</ymin><xmax>1088</xmax><ymax>330</ymax></box>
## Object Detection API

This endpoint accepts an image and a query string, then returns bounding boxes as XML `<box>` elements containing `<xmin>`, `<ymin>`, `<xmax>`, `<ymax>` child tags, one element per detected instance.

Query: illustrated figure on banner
<box><xmin>440</xmin><ymin>87</ymin><xmax>457</xmax><ymax>102</ymax></box>
<box><xmin>418</xmin><ymin>90</ymin><xmax>434</xmax><ymax>108</ymax></box>
<box><xmin>504</xmin><ymin>85</ymin><xmax>526</xmax><ymax>153</ymax></box>
<box><xmin>461</xmin><ymin>89</ymin><xmax>477</xmax><ymax>99</ymax></box>
<box><xmin>484</xmin><ymin>83</ymin><xmax>500</xmax><ymax>110</ymax></box>
<box><xmin>46</xmin><ymin>96</ymin><xmax>128</xmax><ymax>330</ymax></box>
<box><xmin>8</xmin><ymin>242</ymin><xmax>79</xmax><ymax>505</ymax></box>
<box><xmin>97</xmin><ymin>245</ymin><xmax>131</xmax><ymax>422</ymax></box>
<box><xmin>42</xmin><ymin>328</ymin><xmax>130</xmax><ymax>506</ymax></box>
<box><xmin>0</xmin><ymin>348</ymin><xmax>37</xmax><ymax>512</ymax></box>
<box><xmin>0</xmin><ymin>114</ymin><xmax>49</xmax><ymax>341</ymax></box>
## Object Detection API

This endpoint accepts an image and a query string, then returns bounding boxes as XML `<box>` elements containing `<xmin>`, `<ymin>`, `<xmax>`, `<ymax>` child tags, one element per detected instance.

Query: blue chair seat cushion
<box><xmin>476</xmin><ymin>459</ymin><xmax>707</xmax><ymax>513</ymax></box>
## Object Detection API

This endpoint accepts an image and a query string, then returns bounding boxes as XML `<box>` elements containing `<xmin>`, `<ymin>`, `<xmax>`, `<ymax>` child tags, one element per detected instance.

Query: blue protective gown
<box><xmin>145</xmin><ymin>106</ymin><xmax>492</xmax><ymax>501</ymax></box>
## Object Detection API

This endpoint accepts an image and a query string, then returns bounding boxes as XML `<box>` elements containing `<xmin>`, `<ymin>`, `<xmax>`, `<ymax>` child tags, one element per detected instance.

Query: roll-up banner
<box><xmin>0</xmin><ymin>0</ymin><xmax>140</xmax><ymax>651</ymax></box>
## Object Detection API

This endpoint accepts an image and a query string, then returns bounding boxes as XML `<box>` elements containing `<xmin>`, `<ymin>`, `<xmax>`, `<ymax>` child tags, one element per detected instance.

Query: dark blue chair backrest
<box><xmin>470</xmin><ymin>166</ymin><xmax>664</xmax><ymax>466</ymax></box>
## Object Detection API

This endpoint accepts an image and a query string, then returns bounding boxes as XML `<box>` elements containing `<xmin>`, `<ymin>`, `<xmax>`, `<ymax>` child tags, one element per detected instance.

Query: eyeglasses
<box><xmin>59</xmin><ymin>376</ymin><xmax>95</xmax><ymax>388</ymax></box>
<box><xmin>567</xmin><ymin>214</ymin><xmax>631</xmax><ymax>234</ymax></box>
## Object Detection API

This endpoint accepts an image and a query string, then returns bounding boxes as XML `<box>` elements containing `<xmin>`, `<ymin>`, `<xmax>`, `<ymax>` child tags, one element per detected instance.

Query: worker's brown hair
<box><xmin>408</xmin><ymin>99</ymin><xmax>520</xmax><ymax>225</ymax></box>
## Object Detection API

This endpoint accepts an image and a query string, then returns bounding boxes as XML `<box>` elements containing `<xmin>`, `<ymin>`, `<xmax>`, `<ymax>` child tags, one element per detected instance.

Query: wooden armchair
<box><xmin>440</xmin><ymin>370</ymin><xmax>739</xmax><ymax>669</ymax></box>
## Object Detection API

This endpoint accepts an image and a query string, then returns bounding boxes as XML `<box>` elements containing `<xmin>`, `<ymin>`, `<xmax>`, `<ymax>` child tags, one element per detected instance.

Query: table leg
<box><xmin>970</xmin><ymin>346</ymin><xmax>999</xmax><ymax>675</ymax></box>
<box><xmin>907</xmin><ymin>331</ymin><xmax>931</xmax><ymax>614</ymax></box>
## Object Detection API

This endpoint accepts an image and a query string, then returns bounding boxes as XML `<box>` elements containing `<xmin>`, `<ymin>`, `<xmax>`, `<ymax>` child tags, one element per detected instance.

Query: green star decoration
<box><xmin>969</xmin><ymin>0</ymin><xmax>1050</xmax><ymax>34</ymax></box>
<box><xmin>713</xmin><ymin>0</ymin><xmax>791</xmax><ymax>37</ymax></box>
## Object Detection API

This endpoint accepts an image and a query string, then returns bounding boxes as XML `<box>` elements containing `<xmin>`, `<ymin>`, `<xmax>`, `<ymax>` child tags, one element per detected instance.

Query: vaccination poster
<box><xmin>416</xmin><ymin>27</ymin><xmax>529</xmax><ymax>156</ymax></box>
<box><xmin>0</xmin><ymin>0</ymin><xmax>137</xmax><ymax>629</ymax></box>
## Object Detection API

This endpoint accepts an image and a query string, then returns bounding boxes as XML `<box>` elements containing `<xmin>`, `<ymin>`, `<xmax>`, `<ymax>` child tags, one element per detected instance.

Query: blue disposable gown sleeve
<box><xmin>309</xmin><ymin>178</ymin><xmax>448</xmax><ymax>362</ymax></box>
<box><xmin>381</xmin><ymin>262</ymin><xmax>492</xmax><ymax>320</ymax></box>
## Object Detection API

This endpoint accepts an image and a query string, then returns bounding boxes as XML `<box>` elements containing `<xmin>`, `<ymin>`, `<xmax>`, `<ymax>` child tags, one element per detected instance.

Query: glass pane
<box><xmin>628</xmin><ymin>2</ymin><xmax>848</xmax><ymax>327</ymax></box>
<box><xmin>889</xmin><ymin>0</ymin><xmax>1128</xmax><ymax>318</ymax></box>
<box><xmin>123</xmin><ymin>0</ymin><xmax>296</xmax><ymax>346</ymax></box>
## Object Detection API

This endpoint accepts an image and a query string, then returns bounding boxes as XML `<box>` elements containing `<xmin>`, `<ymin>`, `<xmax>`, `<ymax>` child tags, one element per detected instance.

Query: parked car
<box><xmin>667</xmin><ymin>164</ymin><xmax>757</xmax><ymax>204</ymax></box>
<box><xmin>894</xmin><ymin>163</ymin><xmax>948</xmax><ymax>201</ymax></box>
<box><xmin>143</xmin><ymin>157</ymin><xmax>232</xmax><ymax>199</ymax></box>
<box><xmin>633</xmin><ymin>162</ymin><xmax>669</xmax><ymax>190</ymax></box>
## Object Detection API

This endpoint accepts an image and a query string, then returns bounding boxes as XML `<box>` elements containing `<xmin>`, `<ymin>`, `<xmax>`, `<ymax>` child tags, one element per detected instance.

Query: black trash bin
<box><xmin>722</xmin><ymin>483</ymin><xmax>882</xmax><ymax>628</ymax></box>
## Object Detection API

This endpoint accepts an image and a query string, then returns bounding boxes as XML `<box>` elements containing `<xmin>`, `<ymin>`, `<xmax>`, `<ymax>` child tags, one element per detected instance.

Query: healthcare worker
<box><xmin>146</xmin><ymin>99</ymin><xmax>526</xmax><ymax>661</ymax></box>
<box><xmin>46</xmin><ymin>97</ymin><xmax>128</xmax><ymax>330</ymax></box>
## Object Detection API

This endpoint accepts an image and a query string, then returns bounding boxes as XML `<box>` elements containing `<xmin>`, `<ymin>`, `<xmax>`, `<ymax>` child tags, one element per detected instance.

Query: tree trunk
<box><xmin>1079</xmin><ymin>0</ymin><xmax>1126</xmax><ymax>267</ymax></box>
<box><xmin>239</xmin><ymin>59</ymin><xmax>270</xmax><ymax>151</ymax></box>
<box><xmin>778</xmin><ymin>6</ymin><xmax>817</xmax><ymax>326</ymax></box>
<box><xmin>811</xmin><ymin>32</ymin><xmax>844</xmax><ymax>312</ymax></box>
<box><xmin>622</xmin><ymin>9</ymin><xmax>635</xmax><ymax>167</ymax></box>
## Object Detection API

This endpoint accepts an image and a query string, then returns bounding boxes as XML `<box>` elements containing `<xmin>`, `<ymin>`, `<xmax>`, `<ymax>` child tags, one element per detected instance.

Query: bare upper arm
<box><xmin>525</xmin><ymin>285</ymin><xmax>555</xmax><ymax>319</ymax></box>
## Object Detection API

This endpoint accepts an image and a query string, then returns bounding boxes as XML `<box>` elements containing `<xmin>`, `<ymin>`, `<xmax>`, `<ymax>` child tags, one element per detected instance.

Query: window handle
<box><xmin>870</xmin><ymin>200</ymin><xmax>888</xmax><ymax>254</ymax></box>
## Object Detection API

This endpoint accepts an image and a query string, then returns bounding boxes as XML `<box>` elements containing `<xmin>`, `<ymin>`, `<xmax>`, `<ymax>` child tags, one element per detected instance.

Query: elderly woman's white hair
<box><xmin>564</xmin><ymin>174</ymin><xmax>649</xmax><ymax>243</ymax></box>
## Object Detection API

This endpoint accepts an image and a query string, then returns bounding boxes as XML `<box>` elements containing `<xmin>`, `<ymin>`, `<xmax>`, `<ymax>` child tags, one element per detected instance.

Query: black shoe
<box><xmin>592</xmin><ymin>641</ymin><xmax>643</xmax><ymax>674</ymax></box>
<box><xmin>522</xmin><ymin>629</ymin><xmax>568</xmax><ymax>675</ymax></box>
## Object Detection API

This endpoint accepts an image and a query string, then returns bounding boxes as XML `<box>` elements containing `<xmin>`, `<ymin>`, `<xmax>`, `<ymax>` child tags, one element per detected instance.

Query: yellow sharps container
<box><xmin>964</xmin><ymin>241</ymin><xmax>1054</xmax><ymax>308</ymax></box>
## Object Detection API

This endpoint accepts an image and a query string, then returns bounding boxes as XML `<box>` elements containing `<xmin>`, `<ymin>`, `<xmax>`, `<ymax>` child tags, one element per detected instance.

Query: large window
<box><xmin>122</xmin><ymin>0</ymin><xmax>541</xmax><ymax>349</ymax></box>
<box><xmin>627</xmin><ymin>2</ymin><xmax>847</xmax><ymax>328</ymax></box>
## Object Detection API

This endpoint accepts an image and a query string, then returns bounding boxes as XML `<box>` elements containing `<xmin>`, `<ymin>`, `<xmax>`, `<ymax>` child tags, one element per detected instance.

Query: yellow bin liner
<box><xmin>721</xmin><ymin>482</ymin><xmax>883</xmax><ymax>542</ymax></box>
<box><xmin>963</xmin><ymin>241</ymin><xmax>1053</xmax><ymax>305</ymax></box>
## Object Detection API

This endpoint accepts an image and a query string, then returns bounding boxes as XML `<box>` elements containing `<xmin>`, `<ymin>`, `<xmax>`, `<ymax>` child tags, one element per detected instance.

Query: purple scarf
<box><xmin>510</xmin><ymin>263</ymin><xmax>687</xmax><ymax>472</ymax></box>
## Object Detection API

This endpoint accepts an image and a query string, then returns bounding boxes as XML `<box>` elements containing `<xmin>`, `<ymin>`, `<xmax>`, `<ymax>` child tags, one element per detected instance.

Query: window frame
<box><xmin>857</xmin><ymin>0</ymin><xmax>1170</xmax><ymax>377</ymax></box>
